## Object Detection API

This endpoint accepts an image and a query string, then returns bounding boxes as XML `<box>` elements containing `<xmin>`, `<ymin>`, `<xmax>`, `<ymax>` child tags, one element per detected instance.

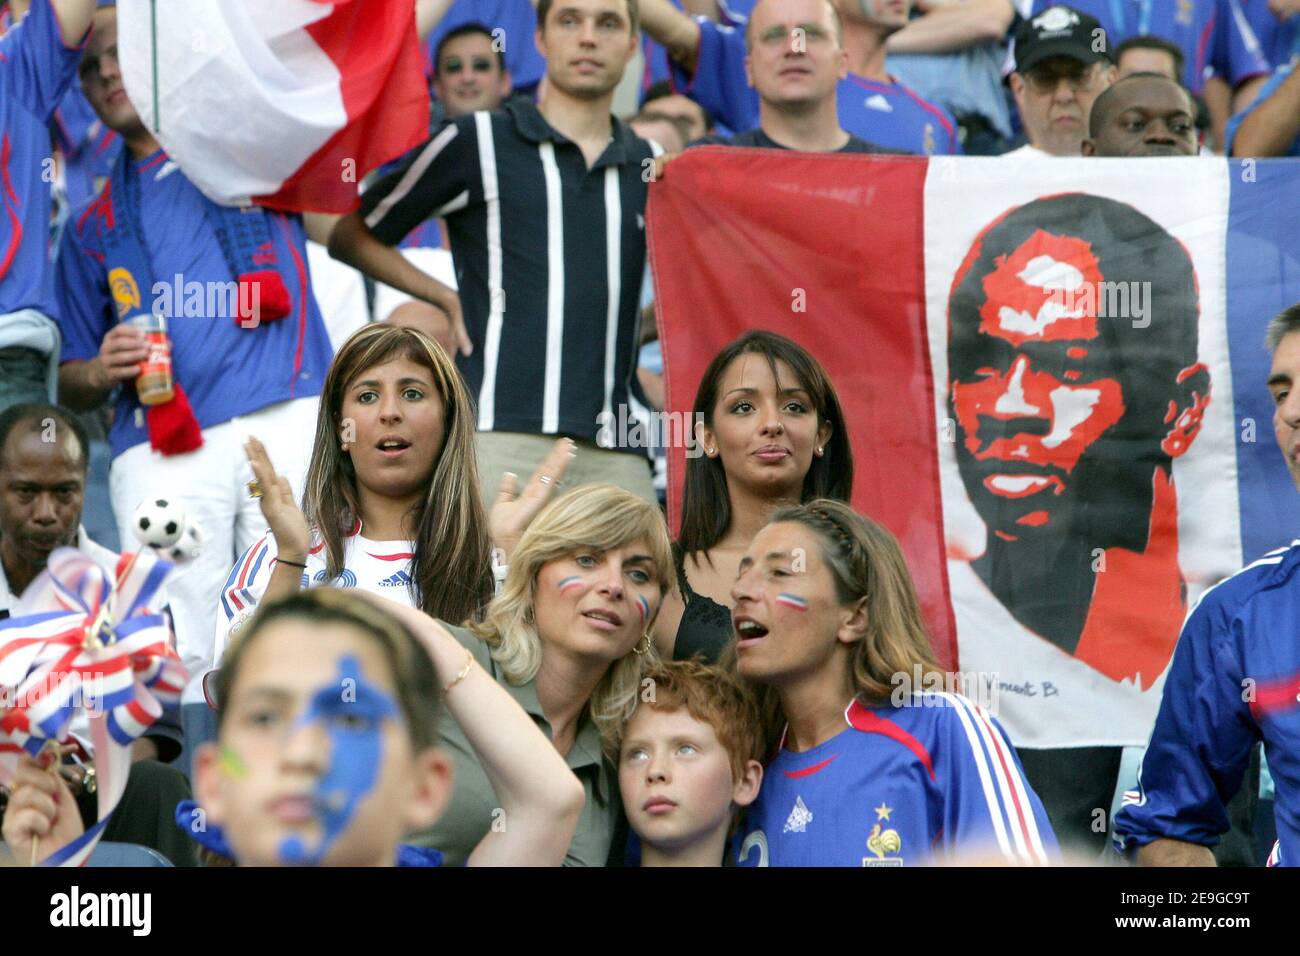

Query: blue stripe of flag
<box><xmin>1227</xmin><ymin>159</ymin><xmax>1300</xmax><ymax>563</ymax></box>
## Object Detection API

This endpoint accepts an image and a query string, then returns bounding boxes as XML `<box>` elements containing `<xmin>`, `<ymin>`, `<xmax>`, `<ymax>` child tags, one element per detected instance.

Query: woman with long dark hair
<box><xmin>728</xmin><ymin>500</ymin><xmax>1057</xmax><ymax>867</ymax></box>
<box><xmin>652</xmin><ymin>330</ymin><xmax>854</xmax><ymax>662</ymax></box>
<box><xmin>214</xmin><ymin>324</ymin><xmax>567</xmax><ymax>659</ymax></box>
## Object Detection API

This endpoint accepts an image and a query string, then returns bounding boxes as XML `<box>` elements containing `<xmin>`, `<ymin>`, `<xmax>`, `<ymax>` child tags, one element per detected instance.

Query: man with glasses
<box><xmin>638</xmin><ymin>0</ymin><xmax>961</xmax><ymax>154</ymax></box>
<box><xmin>1006</xmin><ymin>5</ymin><xmax>1116</xmax><ymax>157</ymax></box>
<box><xmin>694</xmin><ymin>0</ymin><xmax>895</xmax><ymax>152</ymax></box>
<box><xmin>432</xmin><ymin>23</ymin><xmax>515</xmax><ymax>118</ymax></box>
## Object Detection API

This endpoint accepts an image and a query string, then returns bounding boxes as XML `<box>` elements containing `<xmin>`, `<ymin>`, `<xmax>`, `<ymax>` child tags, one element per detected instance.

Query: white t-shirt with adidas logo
<box><xmin>213</xmin><ymin>527</ymin><xmax>416</xmax><ymax>669</ymax></box>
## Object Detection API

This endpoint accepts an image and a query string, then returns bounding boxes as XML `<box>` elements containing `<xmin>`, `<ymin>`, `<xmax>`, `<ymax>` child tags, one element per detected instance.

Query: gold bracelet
<box><xmin>444</xmin><ymin>647</ymin><xmax>474</xmax><ymax>693</ymax></box>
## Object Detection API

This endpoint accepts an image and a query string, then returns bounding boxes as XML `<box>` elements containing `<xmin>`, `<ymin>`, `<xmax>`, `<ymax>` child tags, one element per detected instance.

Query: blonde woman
<box><xmin>728</xmin><ymin>500</ymin><xmax>1058</xmax><ymax>867</ymax></box>
<box><xmin>411</xmin><ymin>483</ymin><xmax>673</xmax><ymax>867</ymax></box>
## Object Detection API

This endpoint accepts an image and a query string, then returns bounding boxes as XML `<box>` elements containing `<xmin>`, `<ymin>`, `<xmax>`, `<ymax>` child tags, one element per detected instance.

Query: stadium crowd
<box><xmin>0</xmin><ymin>0</ymin><xmax>1298</xmax><ymax>868</ymax></box>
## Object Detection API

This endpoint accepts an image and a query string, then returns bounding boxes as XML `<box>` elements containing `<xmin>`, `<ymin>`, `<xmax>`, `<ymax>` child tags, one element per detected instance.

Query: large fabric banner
<box><xmin>649</xmin><ymin>150</ymin><xmax>1300</xmax><ymax>749</ymax></box>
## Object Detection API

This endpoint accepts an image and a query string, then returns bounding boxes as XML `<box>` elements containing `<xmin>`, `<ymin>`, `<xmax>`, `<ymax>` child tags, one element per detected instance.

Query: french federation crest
<box><xmin>863</xmin><ymin>803</ymin><xmax>904</xmax><ymax>866</ymax></box>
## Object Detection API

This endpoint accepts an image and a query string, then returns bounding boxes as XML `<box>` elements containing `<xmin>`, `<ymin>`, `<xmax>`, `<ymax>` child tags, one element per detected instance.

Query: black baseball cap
<box><xmin>1014</xmin><ymin>5</ymin><xmax>1113</xmax><ymax>74</ymax></box>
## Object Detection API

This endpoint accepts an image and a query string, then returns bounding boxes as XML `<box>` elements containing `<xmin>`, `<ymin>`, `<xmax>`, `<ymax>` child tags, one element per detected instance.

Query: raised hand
<box><xmin>489</xmin><ymin>437</ymin><xmax>576</xmax><ymax>561</ymax></box>
<box><xmin>245</xmin><ymin>436</ymin><xmax>311</xmax><ymax>561</ymax></box>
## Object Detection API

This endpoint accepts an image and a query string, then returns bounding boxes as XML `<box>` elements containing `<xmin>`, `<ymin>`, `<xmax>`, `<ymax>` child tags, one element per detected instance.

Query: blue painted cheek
<box><xmin>275</xmin><ymin>655</ymin><xmax>398</xmax><ymax>866</ymax></box>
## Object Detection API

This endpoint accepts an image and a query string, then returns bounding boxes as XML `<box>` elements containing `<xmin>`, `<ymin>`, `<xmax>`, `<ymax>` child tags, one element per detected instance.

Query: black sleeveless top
<box><xmin>671</xmin><ymin>544</ymin><xmax>735</xmax><ymax>663</ymax></box>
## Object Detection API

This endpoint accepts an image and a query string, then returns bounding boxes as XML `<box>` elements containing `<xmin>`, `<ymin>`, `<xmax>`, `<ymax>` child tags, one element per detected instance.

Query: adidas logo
<box><xmin>379</xmin><ymin>570</ymin><xmax>412</xmax><ymax>587</ymax></box>
<box><xmin>864</xmin><ymin>94</ymin><xmax>893</xmax><ymax>113</ymax></box>
<box><xmin>783</xmin><ymin>795</ymin><xmax>813</xmax><ymax>833</ymax></box>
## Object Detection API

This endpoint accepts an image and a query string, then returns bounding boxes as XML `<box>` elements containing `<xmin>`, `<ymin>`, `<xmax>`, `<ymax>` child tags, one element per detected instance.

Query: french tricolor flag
<box><xmin>118</xmin><ymin>0</ymin><xmax>430</xmax><ymax>213</ymax></box>
<box><xmin>650</xmin><ymin>150</ymin><xmax>1300</xmax><ymax>753</ymax></box>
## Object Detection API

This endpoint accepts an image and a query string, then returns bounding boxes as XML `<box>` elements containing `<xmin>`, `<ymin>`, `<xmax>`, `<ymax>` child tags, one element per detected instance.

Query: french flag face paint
<box><xmin>775</xmin><ymin>593</ymin><xmax>808</xmax><ymax>612</ymax></box>
<box><xmin>276</xmin><ymin>655</ymin><xmax>397</xmax><ymax>867</ymax></box>
<box><xmin>558</xmin><ymin>575</ymin><xmax>585</xmax><ymax>595</ymax></box>
<box><xmin>635</xmin><ymin>594</ymin><xmax>651</xmax><ymax>622</ymax></box>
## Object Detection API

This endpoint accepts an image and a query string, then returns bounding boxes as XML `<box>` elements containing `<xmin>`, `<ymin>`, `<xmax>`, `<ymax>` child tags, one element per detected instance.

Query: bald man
<box><xmin>1082</xmin><ymin>72</ymin><xmax>1199</xmax><ymax>157</ymax></box>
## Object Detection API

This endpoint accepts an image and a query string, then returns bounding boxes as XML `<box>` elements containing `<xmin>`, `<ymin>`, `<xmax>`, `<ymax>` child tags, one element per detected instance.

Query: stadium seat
<box><xmin>85</xmin><ymin>842</ymin><xmax>174</xmax><ymax>867</ymax></box>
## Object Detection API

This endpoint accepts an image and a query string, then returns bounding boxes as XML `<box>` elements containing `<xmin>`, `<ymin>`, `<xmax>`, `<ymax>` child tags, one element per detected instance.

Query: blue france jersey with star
<box><xmin>734</xmin><ymin>696</ymin><xmax>1057</xmax><ymax>866</ymax></box>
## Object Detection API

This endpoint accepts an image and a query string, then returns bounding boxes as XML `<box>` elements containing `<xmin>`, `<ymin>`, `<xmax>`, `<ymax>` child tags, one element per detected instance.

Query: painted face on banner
<box><xmin>949</xmin><ymin>229</ymin><xmax>1128</xmax><ymax>540</ymax></box>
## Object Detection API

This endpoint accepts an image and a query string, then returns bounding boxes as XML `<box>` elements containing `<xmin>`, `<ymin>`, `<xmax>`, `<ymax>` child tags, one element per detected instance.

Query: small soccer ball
<box><xmin>166</xmin><ymin>520</ymin><xmax>205</xmax><ymax>563</ymax></box>
<box><xmin>132</xmin><ymin>498</ymin><xmax>187</xmax><ymax>548</ymax></box>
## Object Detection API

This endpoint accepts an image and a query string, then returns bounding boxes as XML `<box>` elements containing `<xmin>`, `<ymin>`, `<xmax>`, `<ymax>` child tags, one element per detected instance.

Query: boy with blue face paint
<box><xmin>4</xmin><ymin>589</ymin><xmax>586</xmax><ymax>866</ymax></box>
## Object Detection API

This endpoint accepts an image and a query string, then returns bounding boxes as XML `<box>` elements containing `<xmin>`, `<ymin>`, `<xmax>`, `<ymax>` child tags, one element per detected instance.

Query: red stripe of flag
<box><xmin>649</xmin><ymin>151</ymin><xmax>956</xmax><ymax>668</ymax></box>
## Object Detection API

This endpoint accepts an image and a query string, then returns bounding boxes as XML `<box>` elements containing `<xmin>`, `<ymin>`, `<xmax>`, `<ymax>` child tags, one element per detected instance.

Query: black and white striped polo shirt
<box><xmin>360</xmin><ymin>98</ymin><xmax>658</xmax><ymax>452</ymax></box>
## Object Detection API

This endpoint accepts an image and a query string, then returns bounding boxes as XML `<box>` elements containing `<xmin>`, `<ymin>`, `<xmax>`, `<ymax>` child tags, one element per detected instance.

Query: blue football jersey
<box><xmin>1115</xmin><ymin>542</ymin><xmax>1300</xmax><ymax>864</ymax></box>
<box><xmin>1231</xmin><ymin>0</ymin><xmax>1298</xmax><ymax>68</ymax></box>
<box><xmin>0</xmin><ymin>0</ymin><xmax>84</xmax><ymax>320</ymax></box>
<box><xmin>734</xmin><ymin>696</ymin><xmax>1057</xmax><ymax>866</ymax></box>
<box><xmin>56</xmin><ymin>150</ymin><xmax>332</xmax><ymax>459</ymax></box>
<box><xmin>671</xmin><ymin>18</ymin><xmax>961</xmax><ymax>155</ymax></box>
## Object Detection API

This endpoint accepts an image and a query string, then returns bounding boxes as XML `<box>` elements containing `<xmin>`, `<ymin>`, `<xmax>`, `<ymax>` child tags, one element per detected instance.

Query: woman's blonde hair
<box><xmin>738</xmin><ymin>499</ymin><xmax>945</xmax><ymax>749</ymax></box>
<box><xmin>469</xmin><ymin>484</ymin><xmax>673</xmax><ymax>752</ymax></box>
<box><xmin>302</xmin><ymin>325</ymin><xmax>493</xmax><ymax>624</ymax></box>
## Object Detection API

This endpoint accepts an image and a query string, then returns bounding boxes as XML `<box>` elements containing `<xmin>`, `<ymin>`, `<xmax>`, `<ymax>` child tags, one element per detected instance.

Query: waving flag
<box><xmin>117</xmin><ymin>0</ymin><xmax>429</xmax><ymax>213</ymax></box>
<box><xmin>649</xmin><ymin>151</ymin><xmax>1300</xmax><ymax>750</ymax></box>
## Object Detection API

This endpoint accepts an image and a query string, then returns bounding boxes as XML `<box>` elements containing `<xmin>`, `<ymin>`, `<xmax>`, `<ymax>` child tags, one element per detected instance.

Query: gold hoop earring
<box><xmin>633</xmin><ymin>633</ymin><xmax>652</xmax><ymax>655</ymax></box>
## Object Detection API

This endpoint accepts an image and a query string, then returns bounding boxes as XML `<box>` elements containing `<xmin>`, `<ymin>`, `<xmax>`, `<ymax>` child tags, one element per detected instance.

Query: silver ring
<box><xmin>538</xmin><ymin>475</ymin><xmax>553</xmax><ymax>485</ymax></box>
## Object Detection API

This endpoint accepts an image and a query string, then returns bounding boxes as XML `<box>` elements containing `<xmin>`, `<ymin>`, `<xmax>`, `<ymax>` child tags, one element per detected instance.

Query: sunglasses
<box><xmin>442</xmin><ymin>57</ymin><xmax>496</xmax><ymax>75</ymax></box>
<box><xmin>1024</xmin><ymin>63</ymin><xmax>1104</xmax><ymax>94</ymax></box>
